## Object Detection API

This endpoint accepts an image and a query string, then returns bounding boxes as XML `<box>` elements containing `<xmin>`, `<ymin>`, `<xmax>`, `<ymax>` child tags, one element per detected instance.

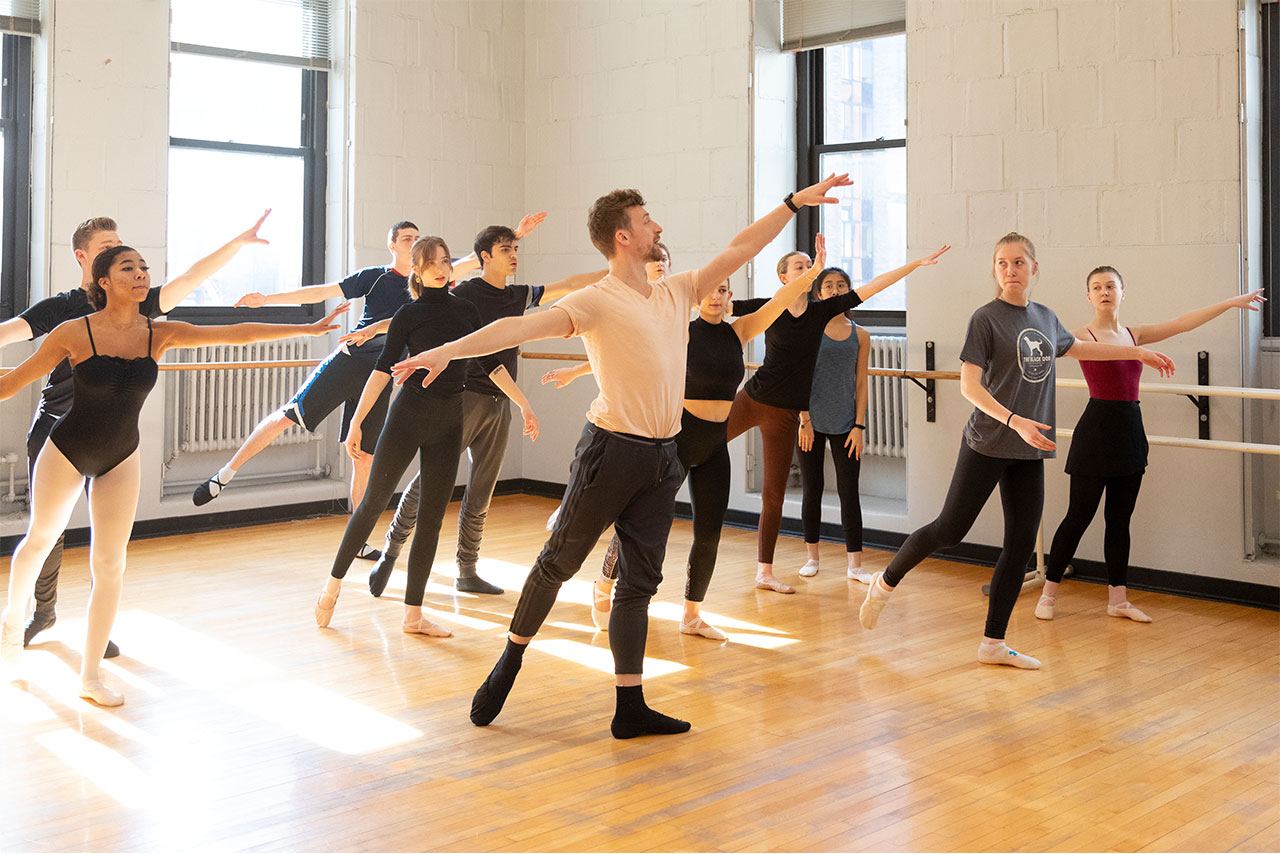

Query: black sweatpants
<box><xmin>511</xmin><ymin>422</ymin><xmax>683</xmax><ymax>674</ymax></box>
<box><xmin>1045</xmin><ymin>472</ymin><xmax>1144</xmax><ymax>587</ymax></box>
<box><xmin>600</xmin><ymin>410</ymin><xmax>730</xmax><ymax>603</ymax></box>
<box><xmin>883</xmin><ymin>442</ymin><xmax>1044</xmax><ymax>640</ymax></box>
<box><xmin>26</xmin><ymin>410</ymin><xmax>64</xmax><ymax>614</ymax></box>
<box><xmin>330</xmin><ymin>390</ymin><xmax>463</xmax><ymax>607</ymax></box>
<box><xmin>798</xmin><ymin>430</ymin><xmax>863</xmax><ymax>552</ymax></box>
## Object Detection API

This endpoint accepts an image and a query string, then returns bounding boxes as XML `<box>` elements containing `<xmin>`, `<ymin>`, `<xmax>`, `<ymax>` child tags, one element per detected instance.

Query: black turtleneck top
<box><xmin>373</xmin><ymin>287</ymin><xmax>503</xmax><ymax>398</ymax></box>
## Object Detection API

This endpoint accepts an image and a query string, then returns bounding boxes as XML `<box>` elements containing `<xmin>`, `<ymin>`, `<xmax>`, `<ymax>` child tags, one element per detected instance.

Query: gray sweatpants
<box><xmin>381</xmin><ymin>390</ymin><xmax>512</xmax><ymax>575</ymax></box>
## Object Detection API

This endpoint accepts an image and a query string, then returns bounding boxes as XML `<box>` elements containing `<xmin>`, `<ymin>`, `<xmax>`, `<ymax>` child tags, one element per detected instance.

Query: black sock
<box><xmin>470</xmin><ymin>639</ymin><xmax>526</xmax><ymax>726</ymax></box>
<box><xmin>610</xmin><ymin>685</ymin><xmax>691</xmax><ymax>740</ymax></box>
<box><xmin>455</xmin><ymin>574</ymin><xmax>504</xmax><ymax>595</ymax></box>
<box><xmin>368</xmin><ymin>552</ymin><xmax>398</xmax><ymax>597</ymax></box>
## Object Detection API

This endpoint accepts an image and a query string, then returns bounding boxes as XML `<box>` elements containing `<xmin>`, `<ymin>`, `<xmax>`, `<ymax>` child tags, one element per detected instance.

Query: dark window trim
<box><xmin>1263</xmin><ymin>2</ymin><xmax>1279</xmax><ymax>337</ymax></box>
<box><xmin>796</xmin><ymin>45</ymin><xmax>907</xmax><ymax>328</ymax></box>
<box><xmin>0</xmin><ymin>33</ymin><xmax>32</xmax><ymax>321</ymax></box>
<box><xmin>168</xmin><ymin>60</ymin><xmax>327</xmax><ymax>325</ymax></box>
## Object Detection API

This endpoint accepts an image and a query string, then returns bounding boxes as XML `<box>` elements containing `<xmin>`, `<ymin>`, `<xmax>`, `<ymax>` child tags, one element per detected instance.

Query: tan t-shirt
<box><xmin>552</xmin><ymin>270</ymin><xmax>700</xmax><ymax>439</ymax></box>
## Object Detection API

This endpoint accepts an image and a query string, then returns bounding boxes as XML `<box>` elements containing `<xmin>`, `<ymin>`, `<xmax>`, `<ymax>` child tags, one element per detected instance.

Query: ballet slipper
<box><xmin>679</xmin><ymin>617</ymin><xmax>727</xmax><ymax>641</ymax></box>
<box><xmin>403</xmin><ymin>617</ymin><xmax>452</xmax><ymax>637</ymax></box>
<box><xmin>79</xmin><ymin>679</ymin><xmax>124</xmax><ymax>707</ymax></box>
<box><xmin>798</xmin><ymin>559</ymin><xmax>819</xmax><ymax>578</ymax></box>
<box><xmin>1107</xmin><ymin>602</ymin><xmax>1152</xmax><ymax>623</ymax></box>
<box><xmin>858</xmin><ymin>572</ymin><xmax>892</xmax><ymax>630</ymax></box>
<box><xmin>847</xmin><ymin>568</ymin><xmax>874</xmax><ymax>584</ymax></box>
<box><xmin>1034</xmin><ymin>594</ymin><xmax>1056</xmax><ymax>620</ymax></box>
<box><xmin>1</xmin><ymin>610</ymin><xmax>22</xmax><ymax>664</ymax></box>
<box><xmin>977</xmin><ymin>641</ymin><xmax>1041</xmax><ymax>670</ymax></box>
<box><xmin>754</xmin><ymin>573</ymin><xmax>795</xmax><ymax>594</ymax></box>
<box><xmin>591</xmin><ymin>581</ymin><xmax>612</xmax><ymax>632</ymax></box>
<box><xmin>315</xmin><ymin>580</ymin><xmax>340</xmax><ymax>628</ymax></box>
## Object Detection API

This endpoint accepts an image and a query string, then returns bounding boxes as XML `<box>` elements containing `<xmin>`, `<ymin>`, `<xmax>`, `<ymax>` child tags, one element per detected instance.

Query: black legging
<box><xmin>883</xmin><ymin>442</ymin><xmax>1043</xmax><ymax>640</ymax></box>
<box><xmin>798</xmin><ymin>430</ymin><xmax>863</xmax><ymax>552</ymax></box>
<box><xmin>601</xmin><ymin>410</ymin><xmax>730</xmax><ymax>602</ymax></box>
<box><xmin>330</xmin><ymin>390</ymin><xmax>463</xmax><ymax>606</ymax></box>
<box><xmin>1045</xmin><ymin>472</ymin><xmax>1143</xmax><ymax>587</ymax></box>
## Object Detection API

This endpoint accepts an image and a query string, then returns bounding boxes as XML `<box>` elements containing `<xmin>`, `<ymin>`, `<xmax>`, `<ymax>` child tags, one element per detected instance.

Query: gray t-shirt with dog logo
<box><xmin>959</xmin><ymin>298</ymin><xmax>1076</xmax><ymax>460</ymax></box>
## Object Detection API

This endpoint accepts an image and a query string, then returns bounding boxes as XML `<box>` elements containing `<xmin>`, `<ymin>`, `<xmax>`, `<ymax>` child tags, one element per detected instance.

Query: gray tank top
<box><xmin>809</xmin><ymin>324</ymin><xmax>859</xmax><ymax>434</ymax></box>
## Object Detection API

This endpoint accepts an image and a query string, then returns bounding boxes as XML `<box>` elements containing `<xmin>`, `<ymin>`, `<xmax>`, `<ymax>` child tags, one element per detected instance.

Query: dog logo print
<box><xmin>1017</xmin><ymin>328</ymin><xmax>1054</xmax><ymax>383</ymax></box>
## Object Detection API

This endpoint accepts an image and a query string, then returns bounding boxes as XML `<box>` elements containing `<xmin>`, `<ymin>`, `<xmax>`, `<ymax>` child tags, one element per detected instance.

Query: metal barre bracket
<box><xmin>1180</xmin><ymin>351</ymin><xmax>1210</xmax><ymax>440</ymax></box>
<box><xmin>902</xmin><ymin>341</ymin><xmax>937</xmax><ymax>422</ymax></box>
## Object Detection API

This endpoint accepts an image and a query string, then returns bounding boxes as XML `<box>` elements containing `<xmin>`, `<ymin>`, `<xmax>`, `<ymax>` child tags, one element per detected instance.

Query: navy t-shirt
<box><xmin>19</xmin><ymin>286</ymin><xmax>165</xmax><ymax>422</ymax></box>
<box><xmin>450</xmin><ymin>277</ymin><xmax>545</xmax><ymax>397</ymax></box>
<box><xmin>340</xmin><ymin>266</ymin><xmax>412</xmax><ymax>333</ymax></box>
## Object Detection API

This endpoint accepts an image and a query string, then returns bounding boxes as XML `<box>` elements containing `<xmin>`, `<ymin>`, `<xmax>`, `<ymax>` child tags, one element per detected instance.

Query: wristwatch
<box><xmin>784</xmin><ymin>192</ymin><xmax>800</xmax><ymax>213</ymax></box>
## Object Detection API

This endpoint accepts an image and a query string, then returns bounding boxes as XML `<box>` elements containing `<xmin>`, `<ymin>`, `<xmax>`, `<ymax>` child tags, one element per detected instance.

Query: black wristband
<box><xmin>853</xmin><ymin>422</ymin><xmax>866</xmax><ymax>431</ymax></box>
<box><xmin>784</xmin><ymin>192</ymin><xmax>800</xmax><ymax>213</ymax></box>
<box><xmin>1005</xmin><ymin>412</ymin><xmax>1015</xmax><ymax>427</ymax></box>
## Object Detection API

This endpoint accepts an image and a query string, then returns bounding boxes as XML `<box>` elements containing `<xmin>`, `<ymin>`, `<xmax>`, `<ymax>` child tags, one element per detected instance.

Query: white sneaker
<box><xmin>798</xmin><ymin>559</ymin><xmax>819</xmax><ymax>578</ymax></box>
<box><xmin>858</xmin><ymin>572</ymin><xmax>892</xmax><ymax>630</ymax></box>
<box><xmin>1034</xmin><ymin>594</ymin><xmax>1056</xmax><ymax>620</ymax></box>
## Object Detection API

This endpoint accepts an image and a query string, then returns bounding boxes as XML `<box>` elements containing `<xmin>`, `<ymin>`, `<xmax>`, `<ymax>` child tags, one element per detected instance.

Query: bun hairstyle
<box><xmin>88</xmin><ymin>244</ymin><xmax>138</xmax><ymax>310</ymax></box>
<box><xmin>407</xmin><ymin>235</ymin><xmax>452</xmax><ymax>299</ymax></box>
<box><xmin>1087</xmin><ymin>264</ymin><xmax>1124</xmax><ymax>290</ymax></box>
<box><xmin>775</xmin><ymin>250</ymin><xmax>810</xmax><ymax>280</ymax></box>
<box><xmin>991</xmin><ymin>231</ymin><xmax>1038</xmax><ymax>295</ymax></box>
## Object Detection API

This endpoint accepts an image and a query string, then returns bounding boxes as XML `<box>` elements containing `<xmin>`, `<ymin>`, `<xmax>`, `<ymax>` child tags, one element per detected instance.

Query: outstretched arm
<box><xmin>488</xmin><ymin>366</ymin><xmax>540</xmax><ymax>442</ymax></box>
<box><xmin>155</xmin><ymin>305</ymin><xmax>347</xmax><ymax>354</ymax></box>
<box><xmin>853</xmin><ymin>244</ymin><xmax>951</xmax><ymax>305</ymax></box>
<box><xmin>695</xmin><ymin>173</ymin><xmax>853</xmax><ymax>301</ymax></box>
<box><xmin>0</xmin><ymin>316</ymin><xmax>33</xmax><ymax>349</ymax></box>
<box><xmin>732</xmin><ymin>234</ymin><xmax>828</xmax><ymax>344</ymax></box>
<box><xmin>1066</xmin><ymin>339</ymin><xmax>1175</xmax><ymax>376</ymax></box>
<box><xmin>338</xmin><ymin>317</ymin><xmax>392</xmax><ymax>347</ymax></box>
<box><xmin>1130</xmin><ymin>289</ymin><xmax>1266</xmax><ymax>346</ymax></box>
<box><xmin>541</xmin><ymin>361</ymin><xmax>593</xmax><ymax>388</ymax></box>
<box><xmin>391</xmin><ymin>309</ymin><xmax>573</xmax><ymax>389</ymax></box>
<box><xmin>543</xmin><ymin>268</ymin><xmax>609</xmax><ymax>302</ymax></box>
<box><xmin>235</xmin><ymin>281</ymin><xmax>344</xmax><ymax>308</ymax></box>
<box><xmin>159</xmin><ymin>209</ymin><xmax>272</xmax><ymax>313</ymax></box>
<box><xmin>0</xmin><ymin>324</ymin><xmax>74</xmax><ymax>400</ymax></box>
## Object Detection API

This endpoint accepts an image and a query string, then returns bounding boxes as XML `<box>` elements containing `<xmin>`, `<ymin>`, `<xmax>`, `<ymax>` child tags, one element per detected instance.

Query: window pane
<box><xmin>171</xmin><ymin>0</ymin><xmax>326</xmax><ymax>61</ymax></box>
<box><xmin>167</xmin><ymin>148</ymin><xmax>304</xmax><ymax>307</ymax></box>
<box><xmin>819</xmin><ymin>147</ymin><xmax>906</xmax><ymax>313</ymax></box>
<box><xmin>170</xmin><ymin>54</ymin><xmax>301</xmax><ymax>148</ymax></box>
<box><xmin>823</xmin><ymin>33</ymin><xmax>906</xmax><ymax>145</ymax></box>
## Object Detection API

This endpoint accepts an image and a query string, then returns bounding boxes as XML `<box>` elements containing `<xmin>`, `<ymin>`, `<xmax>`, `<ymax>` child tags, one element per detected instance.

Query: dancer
<box><xmin>392</xmin><ymin>175</ymin><xmax>852</xmax><ymax>739</ymax></box>
<box><xmin>726</xmin><ymin>244</ymin><xmax>952</xmax><ymax>593</ymax></box>
<box><xmin>1</xmin><ymin>244</ymin><xmax>345</xmax><ymax>705</ymax></box>
<box><xmin>796</xmin><ymin>266</ymin><xmax>872</xmax><ymax>583</ymax></box>
<box><xmin>315</xmin><ymin>236</ymin><xmax>527</xmax><ymax>635</ymax></box>
<box><xmin>857</xmin><ymin>233</ymin><xmax>1176</xmax><ymax>670</ymax></box>
<box><xmin>1035</xmin><ymin>269</ymin><xmax>1265</xmax><ymax>623</ymax></box>
<box><xmin>366</xmin><ymin>220</ymin><xmax>606</xmax><ymax>596</ymax></box>
<box><xmin>543</xmin><ymin>237</ymin><xmax>830</xmax><ymax>640</ymax></box>
<box><xmin>0</xmin><ymin>212</ymin><xmax>271</xmax><ymax>656</ymax></box>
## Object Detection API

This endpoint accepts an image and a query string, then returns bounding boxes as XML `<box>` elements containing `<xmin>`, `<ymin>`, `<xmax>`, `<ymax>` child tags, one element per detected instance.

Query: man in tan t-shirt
<box><xmin>392</xmin><ymin>175</ymin><xmax>852</xmax><ymax>739</ymax></box>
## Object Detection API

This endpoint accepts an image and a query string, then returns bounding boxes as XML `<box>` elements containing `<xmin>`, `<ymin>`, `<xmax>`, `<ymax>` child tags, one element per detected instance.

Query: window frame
<box><xmin>1262</xmin><ymin>1</ymin><xmax>1279</xmax><ymax>338</ymax></box>
<box><xmin>166</xmin><ymin>47</ymin><xmax>327</xmax><ymax>324</ymax></box>
<box><xmin>0</xmin><ymin>32</ymin><xmax>32</xmax><ymax>321</ymax></box>
<box><xmin>796</xmin><ymin>44</ymin><xmax>907</xmax><ymax>328</ymax></box>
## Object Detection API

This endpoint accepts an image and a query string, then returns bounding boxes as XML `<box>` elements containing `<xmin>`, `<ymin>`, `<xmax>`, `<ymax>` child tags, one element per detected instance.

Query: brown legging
<box><xmin>725</xmin><ymin>389</ymin><xmax>799</xmax><ymax>564</ymax></box>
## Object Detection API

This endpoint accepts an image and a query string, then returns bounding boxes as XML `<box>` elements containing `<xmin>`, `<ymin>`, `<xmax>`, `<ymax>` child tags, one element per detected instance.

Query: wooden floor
<box><xmin>1</xmin><ymin>494</ymin><xmax>1276</xmax><ymax>853</ymax></box>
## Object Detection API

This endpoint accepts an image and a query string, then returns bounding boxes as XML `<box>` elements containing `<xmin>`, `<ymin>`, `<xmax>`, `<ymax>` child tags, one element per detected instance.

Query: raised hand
<box><xmin>308</xmin><ymin>303</ymin><xmax>349</xmax><ymax>335</ymax></box>
<box><xmin>812</xmin><ymin>233</ymin><xmax>827</xmax><ymax>269</ymax></box>
<box><xmin>514</xmin><ymin>211</ymin><xmax>548</xmax><ymax>239</ymax></box>
<box><xmin>1137</xmin><ymin>348</ymin><xmax>1176</xmax><ymax>378</ymax></box>
<box><xmin>792</xmin><ymin>173</ymin><xmax>853</xmax><ymax>208</ymax></box>
<box><xmin>1229</xmin><ymin>289</ymin><xmax>1267</xmax><ymax>312</ymax></box>
<box><xmin>1010</xmin><ymin>415</ymin><xmax>1056</xmax><ymax>452</ymax></box>
<box><xmin>235</xmin><ymin>209</ymin><xmax>272</xmax><ymax>246</ymax></box>
<box><xmin>917</xmin><ymin>244</ymin><xmax>951</xmax><ymax>266</ymax></box>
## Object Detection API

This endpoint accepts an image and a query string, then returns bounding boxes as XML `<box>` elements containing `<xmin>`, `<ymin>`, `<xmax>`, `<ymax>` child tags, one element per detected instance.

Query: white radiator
<box><xmin>169</xmin><ymin>340</ymin><xmax>320</xmax><ymax>457</ymax></box>
<box><xmin>865</xmin><ymin>334</ymin><xmax>907</xmax><ymax>458</ymax></box>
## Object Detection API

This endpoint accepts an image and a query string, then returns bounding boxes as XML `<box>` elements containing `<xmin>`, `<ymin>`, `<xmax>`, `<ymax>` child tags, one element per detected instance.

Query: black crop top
<box><xmin>684</xmin><ymin>317</ymin><xmax>745</xmax><ymax>401</ymax></box>
<box><xmin>373</xmin><ymin>288</ymin><xmax>503</xmax><ymax>398</ymax></box>
<box><xmin>731</xmin><ymin>289</ymin><xmax>862</xmax><ymax>410</ymax></box>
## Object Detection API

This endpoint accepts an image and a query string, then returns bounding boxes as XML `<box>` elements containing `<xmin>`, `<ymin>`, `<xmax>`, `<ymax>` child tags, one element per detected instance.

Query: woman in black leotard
<box><xmin>541</xmin><ymin>239</ymin><xmax>828</xmax><ymax>639</ymax></box>
<box><xmin>0</xmin><ymin>244</ymin><xmax>344</xmax><ymax>706</ymax></box>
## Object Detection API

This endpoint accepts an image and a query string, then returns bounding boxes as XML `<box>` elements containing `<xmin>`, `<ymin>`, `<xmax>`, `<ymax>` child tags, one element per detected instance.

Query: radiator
<box><xmin>865</xmin><ymin>334</ymin><xmax>907</xmax><ymax>458</ymax></box>
<box><xmin>168</xmin><ymin>340</ymin><xmax>320</xmax><ymax>457</ymax></box>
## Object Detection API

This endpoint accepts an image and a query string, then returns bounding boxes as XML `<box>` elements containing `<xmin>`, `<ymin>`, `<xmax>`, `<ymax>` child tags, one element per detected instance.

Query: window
<box><xmin>0</xmin><ymin>33</ymin><xmax>32</xmax><ymax>321</ymax></box>
<box><xmin>797</xmin><ymin>33</ymin><xmax>907</xmax><ymax>324</ymax></box>
<box><xmin>1263</xmin><ymin>0</ymin><xmax>1279</xmax><ymax>337</ymax></box>
<box><xmin>167</xmin><ymin>0</ymin><xmax>330</xmax><ymax>318</ymax></box>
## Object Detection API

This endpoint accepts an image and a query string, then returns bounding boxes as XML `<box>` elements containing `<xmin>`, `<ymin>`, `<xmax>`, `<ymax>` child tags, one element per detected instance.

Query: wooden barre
<box><xmin>1057</xmin><ymin>428</ymin><xmax>1280</xmax><ymax>457</ymax></box>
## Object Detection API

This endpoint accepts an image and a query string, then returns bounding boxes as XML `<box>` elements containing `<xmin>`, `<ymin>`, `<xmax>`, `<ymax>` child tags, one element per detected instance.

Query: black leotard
<box><xmin>49</xmin><ymin>317</ymin><xmax>158</xmax><ymax>478</ymax></box>
<box><xmin>684</xmin><ymin>317</ymin><xmax>744</xmax><ymax>401</ymax></box>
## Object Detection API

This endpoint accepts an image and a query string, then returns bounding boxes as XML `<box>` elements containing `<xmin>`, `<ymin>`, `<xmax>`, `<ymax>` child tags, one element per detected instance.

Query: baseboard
<box><xmin>5</xmin><ymin>481</ymin><xmax>1273</xmax><ymax>611</ymax></box>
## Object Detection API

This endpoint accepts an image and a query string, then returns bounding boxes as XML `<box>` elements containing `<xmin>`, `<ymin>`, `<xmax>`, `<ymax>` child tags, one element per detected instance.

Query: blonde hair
<box><xmin>407</xmin><ymin>235</ymin><xmax>452</xmax><ymax>298</ymax></box>
<box><xmin>775</xmin><ymin>251</ymin><xmax>810</xmax><ymax>280</ymax></box>
<box><xmin>991</xmin><ymin>232</ymin><xmax>1037</xmax><ymax>295</ymax></box>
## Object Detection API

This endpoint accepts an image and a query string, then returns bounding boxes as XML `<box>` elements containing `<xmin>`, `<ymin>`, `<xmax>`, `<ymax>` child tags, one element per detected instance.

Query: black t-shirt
<box><xmin>685</xmin><ymin>317</ymin><xmax>745</xmax><ymax>401</ymax></box>
<box><xmin>732</xmin><ymin>290</ymin><xmax>862</xmax><ymax>410</ymax></box>
<box><xmin>450</xmin><ymin>277</ymin><xmax>545</xmax><ymax>397</ymax></box>
<box><xmin>340</xmin><ymin>266</ymin><xmax>412</xmax><ymax>332</ymax></box>
<box><xmin>19</xmin><ymin>285</ymin><xmax>165</xmax><ymax>421</ymax></box>
<box><xmin>373</xmin><ymin>288</ymin><xmax>503</xmax><ymax>399</ymax></box>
